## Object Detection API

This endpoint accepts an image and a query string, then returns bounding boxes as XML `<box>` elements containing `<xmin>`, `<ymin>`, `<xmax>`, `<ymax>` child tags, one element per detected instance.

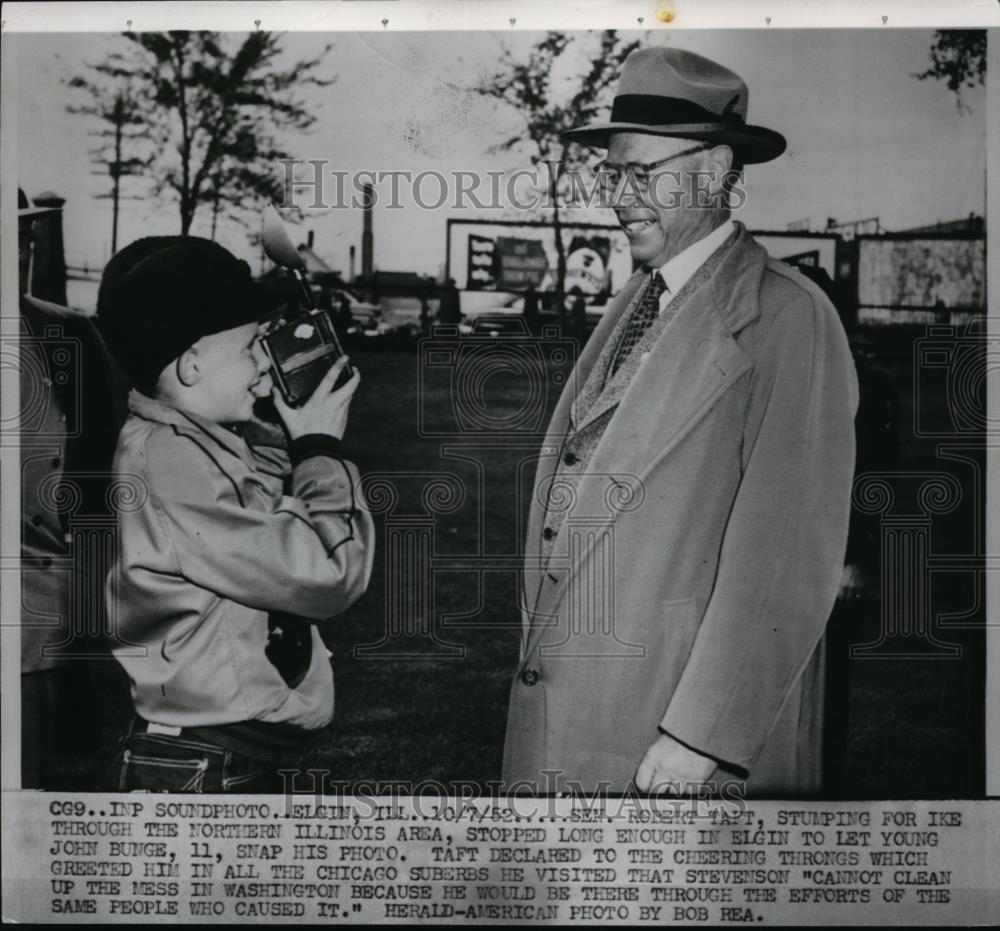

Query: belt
<box><xmin>135</xmin><ymin>716</ymin><xmax>312</xmax><ymax>766</ymax></box>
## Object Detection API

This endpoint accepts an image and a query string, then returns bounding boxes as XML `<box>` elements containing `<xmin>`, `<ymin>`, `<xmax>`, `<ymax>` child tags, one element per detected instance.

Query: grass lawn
<box><xmin>67</xmin><ymin>330</ymin><xmax>985</xmax><ymax>797</ymax></box>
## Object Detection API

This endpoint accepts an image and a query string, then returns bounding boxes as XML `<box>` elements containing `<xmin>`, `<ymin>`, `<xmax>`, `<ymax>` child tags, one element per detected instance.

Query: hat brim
<box><xmin>563</xmin><ymin>121</ymin><xmax>786</xmax><ymax>164</ymax></box>
<box><xmin>18</xmin><ymin>205</ymin><xmax>61</xmax><ymax>219</ymax></box>
<box><xmin>249</xmin><ymin>276</ymin><xmax>301</xmax><ymax>319</ymax></box>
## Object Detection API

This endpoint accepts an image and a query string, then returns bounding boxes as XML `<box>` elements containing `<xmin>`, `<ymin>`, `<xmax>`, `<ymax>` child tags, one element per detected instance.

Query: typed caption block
<box><xmin>2</xmin><ymin>795</ymin><xmax>997</xmax><ymax>925</ymax></box>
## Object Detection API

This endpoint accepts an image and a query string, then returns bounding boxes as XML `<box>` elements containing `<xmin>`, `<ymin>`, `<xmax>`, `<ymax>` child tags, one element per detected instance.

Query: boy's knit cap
<box><xmin>97</xmin><ymin>235</ymin><xmax>294</xmax><ymax>392</ymax></box>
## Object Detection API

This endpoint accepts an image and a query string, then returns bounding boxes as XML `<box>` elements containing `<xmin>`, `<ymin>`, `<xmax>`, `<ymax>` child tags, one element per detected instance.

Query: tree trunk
<box><xmin>173</xmin><ymin>38</ymin><xmax>194</xmax><ymax>236</ymax></box>
<box><xmin>550</xmin><ymin>165</ymin><xmax>567</xmax><ymax>325</ymax></box>
<box><xmin>111</xmin><ymin>97</ymin><xmax>122</xmax><ymax>253</ymax></box>
<box><xmin>180</xmin><ymin>196</ymin><xmax>194</xmax><ymax>235</ymax></box>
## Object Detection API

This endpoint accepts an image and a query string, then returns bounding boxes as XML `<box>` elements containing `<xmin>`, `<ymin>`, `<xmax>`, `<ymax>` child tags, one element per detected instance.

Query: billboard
<box><xmin>753</xmin><ymin>233</ymin><xmax>839</xmax><ymax>281</ymax></box>
<box><xmin>492</xmin><ymin>236</ymin><xmax>549</xmax><ymax>290</ymax></box>
<box><xmin>564</xmin><ymin>234</ymin><xmax>613</xmax><ymax>295</ymax></box>
<box><xmin>466</xmin><ymin>234</ymin><xmax>496</xmax><ymax>289</ymax></box>
<box><xmin>858</xmin><ymin>237</ymin><xmax>986</xmax><ymax>313</ymax></box>
<box><xmin>448</xmin><ymin>220</ymin><xmax>632</xmax><ymax>302</ymax></box>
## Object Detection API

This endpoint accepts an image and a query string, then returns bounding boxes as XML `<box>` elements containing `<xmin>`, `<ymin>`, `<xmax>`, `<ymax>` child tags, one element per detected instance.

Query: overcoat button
<box><xmin>542</xmin><ymin>527</ymin><xmax>555</xmax><ymax>541</ymax></box>
<box><xmin>520</xmin><ymin>668</ymin><xmax>540</xmax><ymax>687</ymax></box>
<box><xmin>563</xmin><ymin>451</ymin><xmax>578</xmax><ymax>466</ymax></box>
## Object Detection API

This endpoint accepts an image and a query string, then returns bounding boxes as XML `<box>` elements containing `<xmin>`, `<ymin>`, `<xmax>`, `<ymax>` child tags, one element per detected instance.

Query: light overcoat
<box><xmin>502</xmin><ymin>225</ymin><xmax>858</xmax><ymax>795</ymax></box>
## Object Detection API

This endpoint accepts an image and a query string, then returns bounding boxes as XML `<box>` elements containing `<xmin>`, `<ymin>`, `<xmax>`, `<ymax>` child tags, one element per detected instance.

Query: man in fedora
<box><xmin>18</xmin><ymin>188</ymin><xmax>119</xmax><ymax>788</ymax></box>
<box><xmin>502</xmin><ymin>48</ymin><xmax>858</xmax><ymax>796</ymax></box>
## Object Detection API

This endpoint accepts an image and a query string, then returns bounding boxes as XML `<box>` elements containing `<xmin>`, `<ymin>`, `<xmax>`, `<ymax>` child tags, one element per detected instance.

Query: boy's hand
<box><xmin>273</xmin><ymin>356</ymin><xmax>360</xmax><ymax>440</ymax></box>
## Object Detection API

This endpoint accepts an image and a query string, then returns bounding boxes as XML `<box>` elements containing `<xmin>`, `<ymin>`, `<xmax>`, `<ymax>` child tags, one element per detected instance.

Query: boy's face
<box><xmin>190</xmin><ymin>321</ymin><xmax>272</xmax><ymax>424</ymax></box>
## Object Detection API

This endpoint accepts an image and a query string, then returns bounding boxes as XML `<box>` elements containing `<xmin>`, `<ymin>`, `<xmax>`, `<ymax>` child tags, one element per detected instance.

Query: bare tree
<box><xmin>476</xmin><ymin>31</ymin><xmax>639</xmax><ymax>316</ymax></box>
<box><xmin>68</xmin><ymin>31</ymin><xmax>334</xmax><ymax>235</ymax></box>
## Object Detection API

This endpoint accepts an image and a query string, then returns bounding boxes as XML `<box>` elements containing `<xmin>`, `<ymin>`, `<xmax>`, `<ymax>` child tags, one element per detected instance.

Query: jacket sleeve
<box><xmin>144</xmin><ymin>429</ymin><xmax>375</xmax><ymax>620</ymax></box>
<box><xmin>659</xmin><ymin>292</ymin><xmax>858</xmax><ymax>772</ymax></box>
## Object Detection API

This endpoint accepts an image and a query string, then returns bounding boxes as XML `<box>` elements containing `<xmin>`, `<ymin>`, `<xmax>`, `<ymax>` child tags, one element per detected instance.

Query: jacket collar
<box><xmin>708</xmin><ymin>221</ymin><xmax>768</xmax><ymax>334</ymax></box>
<box><xmin>128</xmin><ymin>389</ymin><xmax>253</xmax><ymax>466</ymax></box>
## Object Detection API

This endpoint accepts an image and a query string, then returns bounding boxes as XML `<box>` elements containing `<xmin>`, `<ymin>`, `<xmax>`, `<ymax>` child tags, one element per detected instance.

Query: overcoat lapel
<box><xmin>570</xmin><ymin>283</ymin><xmax>646</xmax><ymax>431</ymax></box>
<box><xmin>523</xmin><ymin>226</ymin><xmax>768</xmax><ymax>657</ymax></box>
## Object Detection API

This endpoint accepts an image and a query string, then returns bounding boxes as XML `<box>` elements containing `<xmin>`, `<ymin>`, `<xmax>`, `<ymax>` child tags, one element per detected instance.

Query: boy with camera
<box><xmin>97</xmin><ymin>235</ymin><xmax>374</xmax><ymax>793</ymax></box>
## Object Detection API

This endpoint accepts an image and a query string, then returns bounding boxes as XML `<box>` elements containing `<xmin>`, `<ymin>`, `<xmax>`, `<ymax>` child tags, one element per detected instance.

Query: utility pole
<box><xmin>110</xmin><ymin>93</ymin><xmax>125</xmax><ymax>253</ymax></box>
<box><xmin>77</xmin><ymin>84</ymin><xmax>145</xmax><ymax>255</ymax></box>
<box><xmin>210</xmin><ymin>186</ymin><xmax>220</xmax><ymax>241</ymax></box>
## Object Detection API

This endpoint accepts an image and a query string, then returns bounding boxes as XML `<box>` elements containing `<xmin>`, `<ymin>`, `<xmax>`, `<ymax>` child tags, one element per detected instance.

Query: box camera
<box><xmin>261</xmin><ymin>309</ymin><xmax>350</xmax><ymax>407</ymax></box>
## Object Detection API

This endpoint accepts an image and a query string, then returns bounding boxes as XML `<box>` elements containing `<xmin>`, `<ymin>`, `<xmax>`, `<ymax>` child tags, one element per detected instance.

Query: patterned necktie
<box><xmin>609</xmin><ymin>271</ymin><xmax>668</xmax><ymax>376</ymax></box>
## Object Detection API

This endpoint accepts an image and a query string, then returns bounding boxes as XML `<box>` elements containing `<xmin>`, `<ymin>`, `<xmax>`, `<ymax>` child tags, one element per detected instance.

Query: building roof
<box><xmin>898</xmin><ymin>214</ymin><xmax>984</xmax><ymax>235</ymax></box>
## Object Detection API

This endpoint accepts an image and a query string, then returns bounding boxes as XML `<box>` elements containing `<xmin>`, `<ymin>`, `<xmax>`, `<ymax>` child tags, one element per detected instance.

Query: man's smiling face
<box><xmin>607</xmin><ymin>132</ymin><xmax>714</xmax><ymax>268</ymax></box>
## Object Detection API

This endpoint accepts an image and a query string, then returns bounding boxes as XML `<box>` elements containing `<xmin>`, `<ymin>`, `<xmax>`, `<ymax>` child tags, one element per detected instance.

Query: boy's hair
<box><xmin>97</xmin><ymin>236</ymin><xmax>293</xmax><ymax>395</ymax></box>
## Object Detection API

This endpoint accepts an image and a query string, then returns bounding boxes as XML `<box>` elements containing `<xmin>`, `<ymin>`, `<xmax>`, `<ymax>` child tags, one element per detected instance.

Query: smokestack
<box><xmin>349</xmin><ymin>245</ymin><xmax>356</xmax><ymax>282</ymax></box>
<box><xmin>307</xmin><ymin>230</ymin><xmax>314</xmax><ymax>249</ymax></box>
<box><xmin>361</xmin><ymin>183</ymin><xmax>373</xmax><ymax>278</ymax></box>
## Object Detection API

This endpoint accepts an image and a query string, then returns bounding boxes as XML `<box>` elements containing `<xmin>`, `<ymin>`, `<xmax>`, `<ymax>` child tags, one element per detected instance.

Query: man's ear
<box><xmin>175</xmin><ymin>347</ymin><xmax>201</xmax><ymax>387</ymax></box>
<box><xmin>706</xmin><ymin>145</ymin><xmax>735</xmax><ymax>197</ymax></box>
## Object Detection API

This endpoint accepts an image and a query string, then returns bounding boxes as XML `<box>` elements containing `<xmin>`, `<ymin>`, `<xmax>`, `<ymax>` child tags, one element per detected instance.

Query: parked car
<box><xmin>459</xmin><ymin>308</ymin><xmax>529</xmax><ymax>337</ymax></box>
<box><xmin>379</xmin><ymin>295</ymin><xmax>426</xmax><ymax>335</ymax></box>
<box><xmin>328</xmin><ymin>288</ymin><xmax>383</xmax><ymax>332</ymax></box>
<box><xmin>460</xmin><ymin>292</ymin><xmax>610</xmax><ymax>337</ymax></box>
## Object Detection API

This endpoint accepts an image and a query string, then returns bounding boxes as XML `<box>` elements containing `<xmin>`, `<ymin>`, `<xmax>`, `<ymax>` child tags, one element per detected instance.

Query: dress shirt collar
<box><xmin>655</xmin><ymin>218</ymin><xmax>735</xmax><ymax>296</ymax></box>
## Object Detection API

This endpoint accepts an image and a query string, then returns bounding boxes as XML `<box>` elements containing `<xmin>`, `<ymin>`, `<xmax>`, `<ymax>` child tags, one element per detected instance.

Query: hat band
<box><xmin>609</xmin><ymin>94</ymin><xmax>743</xmax><ymax>127</ymax></box>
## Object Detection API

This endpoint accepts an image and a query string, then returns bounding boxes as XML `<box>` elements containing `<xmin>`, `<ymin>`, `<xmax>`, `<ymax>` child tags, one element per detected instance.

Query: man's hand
<box><xmin>635</xmin><ymin>732</ymin><xmax>717</xmax><ymax>794</ymax></box>
<box><xmin>837</xmin><ymin>562</ymin><xmax>868</xmax><ymax>602</ymax></box>
<box><xmin>273</xmin><ymin>356</ymin><xmax>360</xmax><ymax>440</ymax></box>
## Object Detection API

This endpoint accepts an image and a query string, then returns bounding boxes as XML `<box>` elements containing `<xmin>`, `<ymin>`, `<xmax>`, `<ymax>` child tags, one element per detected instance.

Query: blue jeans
<box><xmin>111</xmin><ymin>723</ymin><xmax>293</xmax><ymax>794</ymax></box>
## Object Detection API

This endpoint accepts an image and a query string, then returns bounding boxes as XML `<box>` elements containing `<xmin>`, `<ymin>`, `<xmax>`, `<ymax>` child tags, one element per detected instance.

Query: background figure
<box><xmin>522</xmin><ymin>283</ymin><xmax>540</xmax><ymax>334</ymax></box>
<box><xmin>438</xmin><ymin>277</ymin><xmax>462</xmax><ymax>325</ymax></box>
<box><xmin>419</xmin><ymin>295</ymin><xmax>432</xmax><ymax>337</ymax></box>
<box><xmin>18</xmin><ymin>188</ymin><xmax>119</xmax><ymax>790</ymax></box>
<box><xmin>335</xmin><ymin>291</ymin><xmax>355</xmax><ymax>340</ymax></box>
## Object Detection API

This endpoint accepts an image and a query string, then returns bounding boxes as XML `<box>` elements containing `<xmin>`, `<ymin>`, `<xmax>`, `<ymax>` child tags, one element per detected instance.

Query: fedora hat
<box><xmin>564</xmin><ymin>47</ymin><xmax>786</xmax><ymax>164</ymax></box>
<box><xmin>18</xmin><ymin>187</ymin><xmax>60</xmax><ymax>219</ymax></box>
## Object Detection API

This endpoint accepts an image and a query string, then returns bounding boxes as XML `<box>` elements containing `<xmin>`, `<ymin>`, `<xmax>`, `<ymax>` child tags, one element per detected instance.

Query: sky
<box><xmin>11</xmin><ymin>28</ymin><xmax>987</xmax><ymax>288</ymax></box>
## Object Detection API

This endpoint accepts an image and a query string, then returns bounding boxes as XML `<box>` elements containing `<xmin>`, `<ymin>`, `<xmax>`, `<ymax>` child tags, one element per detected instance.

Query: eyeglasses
<box><xmin>595</xmin><ymin>143</ymin><xmax>711</xmax><ymax>192</ymax></box>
